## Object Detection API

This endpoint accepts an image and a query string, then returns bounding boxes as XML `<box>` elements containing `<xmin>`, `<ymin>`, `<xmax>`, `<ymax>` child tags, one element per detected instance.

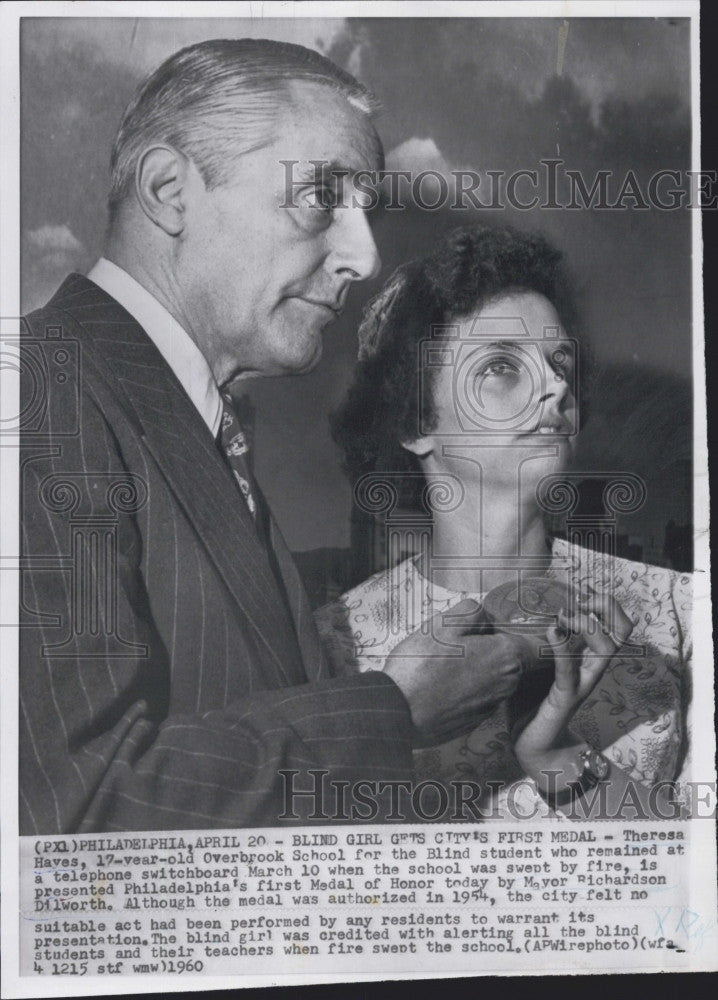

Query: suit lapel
<box><xmin>50</xmin><ymin>275</ymin><xmax>308</xmax><ymax>687</ymax></box>
<box><xmin>267</xmin><ymin>511</ymin><xmax>331</xmax><ymax>682</ymax></box>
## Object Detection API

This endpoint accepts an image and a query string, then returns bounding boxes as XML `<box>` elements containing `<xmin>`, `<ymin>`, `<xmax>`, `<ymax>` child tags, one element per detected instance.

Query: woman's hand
<box><xmin>513</xmin><ymin>589</ymin><xmax>633</xmax><ymax>792</ymax></box>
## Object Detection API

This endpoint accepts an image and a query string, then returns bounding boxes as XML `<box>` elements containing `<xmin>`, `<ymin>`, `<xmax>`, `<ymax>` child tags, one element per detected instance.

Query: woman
<box><xmin>320</xmin><ymin>225</ymin><xmax>691</xmax><ymax>818</ymax></box>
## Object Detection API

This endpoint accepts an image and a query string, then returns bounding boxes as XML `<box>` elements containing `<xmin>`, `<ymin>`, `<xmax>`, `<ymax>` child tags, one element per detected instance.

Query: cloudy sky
<box><xmin>20</xmin><ymin>14</ymin><xmax>694</xmax><ymax>551</ymax></box>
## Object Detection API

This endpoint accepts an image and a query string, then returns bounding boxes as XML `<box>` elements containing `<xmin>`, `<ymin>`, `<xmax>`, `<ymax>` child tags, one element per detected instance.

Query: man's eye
<box><xmin>302</xmin><ymin>186</ymin><xmax>335</xmax><ymax>212</ymax></box>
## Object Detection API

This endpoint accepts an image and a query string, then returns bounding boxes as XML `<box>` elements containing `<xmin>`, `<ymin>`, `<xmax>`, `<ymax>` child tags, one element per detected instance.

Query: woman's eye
<box><xmin>549</xmin><ymin>347</ymin><xmax>574</xmax><ymax>377</ymax></box>
<box><xmin>479</xmin><ymin>359</ymin><xmax>520</xmax><ymax>377</ymax></box>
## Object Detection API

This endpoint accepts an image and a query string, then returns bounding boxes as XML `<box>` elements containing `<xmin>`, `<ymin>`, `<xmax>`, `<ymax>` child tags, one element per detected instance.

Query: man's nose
<box><xmin>329</xmin><ymin>202</ymin><xmax>381</xmax><ymax>282</ymax></box>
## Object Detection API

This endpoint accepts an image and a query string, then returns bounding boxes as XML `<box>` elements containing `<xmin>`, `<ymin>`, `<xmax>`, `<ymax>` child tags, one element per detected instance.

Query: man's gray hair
<box><xmin>109</xmin><ymin>37</ymin><xmax>379</xmax><ymax>212</ymax></box>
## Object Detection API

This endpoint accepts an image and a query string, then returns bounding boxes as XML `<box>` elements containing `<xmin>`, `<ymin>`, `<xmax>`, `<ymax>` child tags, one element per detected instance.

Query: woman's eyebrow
<box><xmin>469</xmin><ymin>340</ymin><xmax>526</xmax><ymax>351</ymax></box>
<box><xmin>473</xmin><ymin>338</ymin><xmax>574</xmax><ymax>351</ymax></box>
<box><xmin>468</xmin><ymin>339</ymin><xmax>575</xmax><ymax>363</ymax></box>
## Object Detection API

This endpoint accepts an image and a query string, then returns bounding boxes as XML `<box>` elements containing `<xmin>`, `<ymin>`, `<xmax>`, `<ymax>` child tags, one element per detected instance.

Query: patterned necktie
<box><xmin>218</xmin><ymin>392</ymin><xmax>258</xmax><ymax>521</ymax></box>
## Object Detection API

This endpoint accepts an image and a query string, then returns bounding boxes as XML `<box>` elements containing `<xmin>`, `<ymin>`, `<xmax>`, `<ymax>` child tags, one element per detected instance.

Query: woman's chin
<box><xmin>517</xmin><ymin>439</ymin><xmax>572</xmax><ymax>468</ymax></box>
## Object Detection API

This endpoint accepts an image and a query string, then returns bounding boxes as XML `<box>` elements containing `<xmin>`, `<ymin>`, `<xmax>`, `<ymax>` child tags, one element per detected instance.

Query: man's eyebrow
<box><xmin>288</xmin><ymin>162</ymin><xmax>324</xmax><ymax>182</ymax></box>
<box><xmin>292</xmin><ymin>160</ymin><xmax>377</xmax><ymax>182</ymax></box>
<box><xmin>290</xmin><ymin>160</ymin><xmax>385</xmax><ymax>212</ymax></box>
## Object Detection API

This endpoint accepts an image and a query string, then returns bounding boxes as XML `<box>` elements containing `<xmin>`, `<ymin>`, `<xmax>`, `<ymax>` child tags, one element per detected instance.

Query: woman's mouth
<box><xmin>520</xmin><ymin>420</ymin><xmax>572</xmax><ymax>437</ymax></box>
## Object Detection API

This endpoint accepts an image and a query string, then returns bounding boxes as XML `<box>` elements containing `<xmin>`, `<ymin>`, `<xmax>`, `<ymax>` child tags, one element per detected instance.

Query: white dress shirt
<box><xmin>86</xmin><ymin>257</ymin><xmax>222</xmax><ymax>438</ymax></box>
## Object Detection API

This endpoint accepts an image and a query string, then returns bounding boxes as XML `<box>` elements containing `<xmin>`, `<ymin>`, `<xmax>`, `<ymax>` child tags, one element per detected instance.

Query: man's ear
<box><xmin>401</xmin><ymin>436</ymin><xmax>434</xmax><ymax>459</ymax></box>
<box><xmin>134</xmin><ymin>145</ymin><xmax>192</xmax><ymax>236</ymax></box>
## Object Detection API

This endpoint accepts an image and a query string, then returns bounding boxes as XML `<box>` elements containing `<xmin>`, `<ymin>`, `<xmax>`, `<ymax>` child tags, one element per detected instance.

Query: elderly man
<box><xmin>20</xmin><ymin>39</ymin><xmax>528</xmax><ymax>833</ymax></box>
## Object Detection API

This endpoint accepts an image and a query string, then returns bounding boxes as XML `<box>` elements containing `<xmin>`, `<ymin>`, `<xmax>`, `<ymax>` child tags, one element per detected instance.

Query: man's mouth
<box><xmin>295</xmin><ymin>297</ymin><xmax>343</xmax><ymax>317</ymax></box>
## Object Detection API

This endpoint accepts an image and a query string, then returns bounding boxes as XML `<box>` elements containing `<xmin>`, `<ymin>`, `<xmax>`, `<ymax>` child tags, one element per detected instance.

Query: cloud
<box><xmin>26</xmin><ymin>224</ymin><xmax>84</xmax><ymax>255</ymax></box>
<box><xmin>332</xmin><ymin>17</ymin><xmax>689</xmax><ymax>120</ymax></box>
<box><xmin>330</xmin><ymin>17</ymin><xmax>690</xmax><ymax>174</ymax></box>
<box><xmin>385</xmin><ymin>137</ymin><xmax>452</xmax><ymax>174</ymax></box>
<box><xmin>22</xmin><ymin>16</ymin><xmax>347</xmax><ymax>77</ymax></box>
<box><xmin>22</xmin><ymin>226</ymin><xmax>87</xmax><ymax>313</ymax></box>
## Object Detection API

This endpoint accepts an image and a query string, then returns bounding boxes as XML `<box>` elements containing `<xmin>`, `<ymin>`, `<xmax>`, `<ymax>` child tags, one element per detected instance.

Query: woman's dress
<box><xmin>315</xmin><ymin>539</ymin><xmax>692</xmax><ymax>818</ymax></box>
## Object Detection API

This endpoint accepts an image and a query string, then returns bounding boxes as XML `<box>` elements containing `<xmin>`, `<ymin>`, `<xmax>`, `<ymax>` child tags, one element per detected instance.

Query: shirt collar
<box><xmin>86</xmin><ymin>257</ymin><xmax>223</xmax><ymax>438</ymax></box>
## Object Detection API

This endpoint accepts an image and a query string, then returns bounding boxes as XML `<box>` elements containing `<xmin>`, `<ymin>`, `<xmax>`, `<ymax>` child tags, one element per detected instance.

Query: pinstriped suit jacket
<box><xmin>19</xmin><ymin>275</ymin><xmax>414</xmax><ymax>833</ymax></box>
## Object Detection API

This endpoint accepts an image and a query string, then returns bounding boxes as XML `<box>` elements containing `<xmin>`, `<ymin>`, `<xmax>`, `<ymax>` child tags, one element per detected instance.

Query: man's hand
<box><xmin>383</xmin><ymin>599</ymin><xmax>533</xmax><ymax>747</ymax></box>
<box><xmin>514</xmin><ymin>589</ymin><xmax>633</xmax><ymax>789</ymax></box>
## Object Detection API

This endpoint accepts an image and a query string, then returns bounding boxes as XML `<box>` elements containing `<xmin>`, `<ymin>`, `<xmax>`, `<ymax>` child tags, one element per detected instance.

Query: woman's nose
<box><xmin>539</xmin><ymin>364</ymin><xmax>569</xmax><ymax>401</ymax></box>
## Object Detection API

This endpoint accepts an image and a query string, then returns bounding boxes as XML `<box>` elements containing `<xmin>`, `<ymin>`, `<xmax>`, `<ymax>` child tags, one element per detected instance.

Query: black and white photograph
<box><xmin>1</xmin><ymin>1</ymin><xmax>715</xmax><ymax>993</ymax></box>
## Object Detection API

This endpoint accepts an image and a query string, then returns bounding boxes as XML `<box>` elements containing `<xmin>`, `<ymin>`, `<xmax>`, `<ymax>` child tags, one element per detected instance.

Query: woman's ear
<box><xmin>134</xmin><ymin>144</ymin><xmax>192</xmax><ymax>236</ymax></box>
<box><xmin>401</xmin><ymin>436</ymin><xmax>434</xmax><ymax>459</ymax></box>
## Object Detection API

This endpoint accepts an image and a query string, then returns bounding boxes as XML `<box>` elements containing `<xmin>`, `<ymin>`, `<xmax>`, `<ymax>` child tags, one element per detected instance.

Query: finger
<box><xmin>460</xmin><ymin>636</ymin><xmax>527</xmax><ymax>680</ymax></box>
<box><xmin>495</xmin><ymin>657</ymin><xmax>525</xmax><ymax>678</ymax></box>
<box><xmin>592</xmin><ymin>593</ymin><xmax>632</xmax><ymax>643</ymax></box>
<box><xmin>542</xmin><ymin>618</ymin><xmax>573</xmax><ymax>653</ymax></box>
<box><xmin>544</xmin><ymin>627</ymin><xmax>580</xmax><ymax>694</ymax></box>
<box><xmin>561</xmin><ymin>607</ymin><xmax>616</xmax><ymax>656</ymax></box>
<box><xmin>567</xmin><ymin>620</ymin><xmax>615</xmax><ymax>698</ymax></box>
<box><xmin>579</xmin><ymin>590</ymin><xmax>633</xmax><ymax>643</ymax></box>
<box><xmin>438</xmin><ymin>598</ymin><xmax>483</xmax><ymax>631</ymax></box>
<box><xmin>559</xmin><ymin>607</ymin><xmax>595</xmax><ymax>640</ymax></box>
<box><xmin>497</xmin><ymin>668</ymin><xmax>522</xmax><ymax>697</ymax></box>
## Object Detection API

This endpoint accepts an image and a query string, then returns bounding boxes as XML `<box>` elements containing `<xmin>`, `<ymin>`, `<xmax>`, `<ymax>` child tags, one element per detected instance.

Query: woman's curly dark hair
<box><xmin>332</xmin><ymin>225</ymin><xmax>583</xmax><ymax>482</ymax></box>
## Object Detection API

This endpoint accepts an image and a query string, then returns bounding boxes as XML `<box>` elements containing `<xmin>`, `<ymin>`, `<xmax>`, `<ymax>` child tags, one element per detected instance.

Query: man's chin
<box><xmin>279</xmin><ymin>338</ymin><xmax>324</xmax><ymax>377</ymax></box>
<box><xmin>293</xmin><ymin>350</ymin><xmax>323</xmax><ymax>376</ymax></box>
